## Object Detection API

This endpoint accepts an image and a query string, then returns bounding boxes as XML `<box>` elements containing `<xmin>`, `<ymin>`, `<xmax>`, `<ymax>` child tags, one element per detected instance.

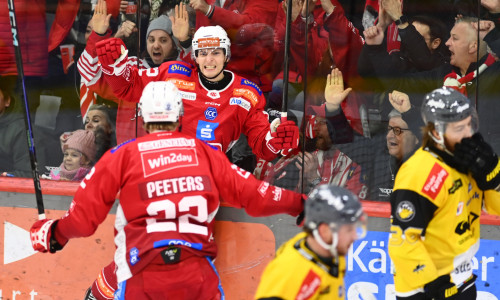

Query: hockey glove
<box><xmin>30</xmin><ymin>219</ymin><xmax>67</xmax><ymax>253</ymax></box>
<box><xmin>265</xmin><ymin>117</ymin><xmax>300</xmax><ymax>155</ymax></box>
<box><xmin>454</xmin><ymin>133</ymin><xmax>500</xmax><ymax>191</ymax></box>
<box><xmin>96</xmin><ymin>38</ymin><xmax>129</xmax><ymax>76</ymax></box>
<box><xmin>424</xmin><ymin>275</ymin><xmax>458</xmax><ymax>299</ymax></box>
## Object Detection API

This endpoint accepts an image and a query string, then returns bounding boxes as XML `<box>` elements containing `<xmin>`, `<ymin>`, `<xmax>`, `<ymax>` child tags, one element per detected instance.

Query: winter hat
<box><xmin>147</xmin><ymin>15</ymin><xmax>173</xmax><ymax>38</ymax></box>
<box><xmin>63</xmin><ymin>129</ymin><xmax>97</xmax><ymax>163</ymax></box>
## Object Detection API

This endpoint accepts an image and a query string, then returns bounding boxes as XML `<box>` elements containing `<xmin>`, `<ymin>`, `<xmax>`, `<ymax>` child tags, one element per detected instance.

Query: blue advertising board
<box><xmin>345</xmin><ymin>231</ymin><xmax>500</xmax><ymax>299</ymax></box>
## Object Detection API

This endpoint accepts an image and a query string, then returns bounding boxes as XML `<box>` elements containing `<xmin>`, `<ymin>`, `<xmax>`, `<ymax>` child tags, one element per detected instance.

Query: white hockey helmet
<box><xmin>139</xmin><ymin>81</ymin><xmax>184</xmax><ymax>123</ymax></box>
<box><xmin>192</xmin><ymin>25</ymin><xmax>231</xmax><ymax>60</ymax></box>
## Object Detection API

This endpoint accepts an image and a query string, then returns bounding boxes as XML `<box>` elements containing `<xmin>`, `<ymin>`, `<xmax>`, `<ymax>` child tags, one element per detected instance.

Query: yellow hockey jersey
<box><xmin>389</xmin><ymin>147</ymin><xmax>500</xmax><ymax>297</ymax></box>
<box><xmin>255</xmin><ymin>232</ymin><xmax>346</xmax><ymax>300</ymax></box>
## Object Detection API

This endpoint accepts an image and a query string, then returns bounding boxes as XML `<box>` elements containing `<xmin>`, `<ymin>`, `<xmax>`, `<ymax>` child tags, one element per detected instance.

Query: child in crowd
<box><xmin>50</xmin><ymin>129</ymin><xmax>96</xmax><ymax>181</ymax></box>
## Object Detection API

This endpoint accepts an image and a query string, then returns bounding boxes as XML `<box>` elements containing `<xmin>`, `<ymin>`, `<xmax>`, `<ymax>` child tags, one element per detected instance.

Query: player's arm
<box><xmin>205</xmin><ymin>144</ymin><xmax>304</xmax><ymax>217</ymax></box>
<box><xmin>30</xmin><ymin>149</ymin><xmax>123</xmax><ymax>253</ymax></box>
<box><xmin>95</xmin><ymin>38</ymin><xmax>178</xmax><ymax>103</ymax></box>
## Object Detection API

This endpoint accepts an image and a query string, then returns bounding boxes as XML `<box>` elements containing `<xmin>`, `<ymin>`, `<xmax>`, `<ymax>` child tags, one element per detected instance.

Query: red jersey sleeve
<box><xmin>203</xmin><ymin>142</ymin><xmax>304</xmax><ymax>217</ymax></box>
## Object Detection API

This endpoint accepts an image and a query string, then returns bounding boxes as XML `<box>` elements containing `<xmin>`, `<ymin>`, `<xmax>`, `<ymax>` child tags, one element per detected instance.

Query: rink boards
<box><xmin>1</xmin><ymin>177</ymin><xmax>499</xmax><ymax>299</ymax></box>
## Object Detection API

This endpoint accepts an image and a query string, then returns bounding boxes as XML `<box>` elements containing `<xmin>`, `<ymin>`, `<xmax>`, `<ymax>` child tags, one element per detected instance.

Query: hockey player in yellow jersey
<box><xmin>389</xmin><ymin>87</ymin><xmax>500</xmax><ymax>300</ymax></box>
<box><xmin>255</xmin><ymin>185</ymin><xmax>367</xmax><ymax>300</ymax></box>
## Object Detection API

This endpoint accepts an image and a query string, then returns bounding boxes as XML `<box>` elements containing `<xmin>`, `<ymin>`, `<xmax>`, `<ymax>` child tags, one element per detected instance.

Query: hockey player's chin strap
<box><xmin>197</xmin><ymin>60</ymin><xmax>229</xmax><ymax>82</ymax></box>
<box><xmin>312</xmin><ymin>228</ymin><xmax>338</xmax><ymax>258</ymax></box>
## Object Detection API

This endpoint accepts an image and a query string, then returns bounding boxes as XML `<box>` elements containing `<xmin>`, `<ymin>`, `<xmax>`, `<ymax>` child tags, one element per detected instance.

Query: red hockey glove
<box><xmin>30</xmin><ymin>219</ymin><xmax>67</xmax><ymax>253</ymax></box>
<box><xmin>96</xmin><ymin>38</ymin><xmax>128</xmax><ymax>76</ymax></box>
<box><xmin>265</xmin><ymin>117</ymin><xmax>300</xmax><ymax>155</ymax></box>
<box><xmin>424</xmin><ymin>275</ymin><xmax>458</xmax><ymax>300</ymax></box>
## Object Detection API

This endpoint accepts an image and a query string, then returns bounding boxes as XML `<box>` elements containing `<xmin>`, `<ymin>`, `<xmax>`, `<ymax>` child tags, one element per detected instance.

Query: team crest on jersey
<box><xmin>206</xmin><ymin>90</ymin><xmax>220</xmax><ymax>99</ymax></box>
<box><xmin>168</xmin><ymin>63</ymin><xmax>191</xmax><ymax>76</ymax></box>
<box><xmin>422</xmin><ymin>163</ymin><xmax>448</xmax><ymax>199</ymax></box>
<box><xmin>204</xmin><ymin>107</ymin><xmax>218</xmax><ymax>120</ymax></box>
<box><xmin>234</xmin><ymin>88</ymin><xmax>258</xmax><ymax>106</ymax></box>
<box><xmin>229</xmin><ymin>97</ymin><xmax>251</xmax><ymax>111</ymax></box>
<box><xmin>196</xmin><ymin>120</ymin><xmax>219</xmax><ymax>141</ymax></box>
<box><xmin>179</xmin><ymin>91</ymin><xmax>196</xmax><ymax>101</ymax></box>
<box><xmin>141</xmin><ymin>148</ymin><xmax>198</xmax><ymax>177</ymax></box>
<box><xmin>241</xmin><ymin>79</ymin><xmax>262</xmax><ymax>95</ymax></box>
<box><xmin>395</xmin><ymin>201</ymin><xmax>416</xmax><ymax>222</ymax></box>
<box><xmin>168</xmin><ymin>78</ymin><xmax>195</xmax><ymax>91</ymax></box>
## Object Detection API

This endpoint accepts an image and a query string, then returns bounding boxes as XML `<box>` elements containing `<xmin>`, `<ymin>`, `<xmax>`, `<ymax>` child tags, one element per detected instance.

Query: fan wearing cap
<box><xmin>255</xmin><ymin>185</ymin><xmax>367</xmax><ymax>300</ymax></box>
<box><xmin>96</xmin><ymin>25</ymin><xmax>299</xmax><ymax>162</ymax></box>
<box><xmin>30</xmin><ymin>81</ymin><xmax>305</xmax><ymax>299</ymax></box>
<box><xmin>389</xmin><ymin>87</ymin><xmax>500</xmax><ymax>300</ymax></box>
<box><xmin>50</xmin><ymin>129</ymin><xmax>96</xmax><ymax>181</ymax></box>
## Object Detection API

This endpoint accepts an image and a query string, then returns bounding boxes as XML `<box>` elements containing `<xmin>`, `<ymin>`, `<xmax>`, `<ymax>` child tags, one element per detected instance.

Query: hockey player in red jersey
<box><xmin>96</xmin><ymin>25</ymin><xmax>299</xmax><ymax>162</ymax></box>
<box><xmin>30</xmin><ymin>81</ymin><xmax>305</xmax><ymax>299</ymax></box>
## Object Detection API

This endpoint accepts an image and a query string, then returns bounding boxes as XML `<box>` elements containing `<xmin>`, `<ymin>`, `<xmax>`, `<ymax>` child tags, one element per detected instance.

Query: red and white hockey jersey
<box><xmin>104</xmin><ymin>60</ymin><xmax>277</xmax><ymax>161</ymax></box>
<box><xmin>55</xmin><ymin>131</ymin><xmax>303</xmax><ymax>283</ymax></box>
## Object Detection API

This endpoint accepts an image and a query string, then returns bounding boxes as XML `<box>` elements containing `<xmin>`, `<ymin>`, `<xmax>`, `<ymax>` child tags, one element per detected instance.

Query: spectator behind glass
<box><xmin>50</xmin><ymin>129</ymin><xmax>96</xmax><ymax>181</ymax></box>
<box><xmin>0</xmin><ymin>76</ymin><xmax>31</xmax><ymax>178</ymax></box>
<box><xmin>78</xmin><ymin>0</ymin><xmax>192</xmax><ymax>143</ymax></box>
<box><xmin>85</xmin><ymin>104</ymin><xmax>116</xmax><ymax>161</ymax></box>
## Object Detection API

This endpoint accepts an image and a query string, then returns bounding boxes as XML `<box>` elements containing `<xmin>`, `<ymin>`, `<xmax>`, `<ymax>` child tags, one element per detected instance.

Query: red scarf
<box><xmin>443</xmin><ymin>54</ymin><xmax>496</xmax><ymax>96</ymax></box>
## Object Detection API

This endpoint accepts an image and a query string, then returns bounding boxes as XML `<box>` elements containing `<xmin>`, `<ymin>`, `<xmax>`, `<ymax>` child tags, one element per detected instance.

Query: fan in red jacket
<box><xmin>30</xmin><ymin>81</ymin><xmax>305</xmax><ymax>299</ymax></box>
<box><xmin>97</xmin><ymin>25</ymin><xmax>299</xmax><ymax>162</ymax></box>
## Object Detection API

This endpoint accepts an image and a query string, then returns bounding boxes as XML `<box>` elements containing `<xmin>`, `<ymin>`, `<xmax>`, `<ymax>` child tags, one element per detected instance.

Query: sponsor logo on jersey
<box><xmin>413</xmin><ymin>264</ymin><xmax>426</xmax><ymax>273</ymax></box>
<box><xmin>234</xmin><ymin>88</ymin><xmax>258</xmax><ymax>107</ymax></box>
<box><xmin>457</xmin><ymin>201</ymin><xmax>464</xmax><ymax>216</ymax></box>
<box><xmin>272</xmin><ymin>187</ymin><xmax>282</xmax><ymax>202</ymax></box>
<box><xmin>168</xmin><ymin>78</ymin><xmax>195</xmax><ymax>91</ymax></box>
<box><xmin>196</xmin><ymin>120</ymin><xmax>219</xmax><ymax>141</ymax></box>
<box><xmin>141</xmin><ymin>148</ymin><xmax>198</xmax><ymax>177</ymax></box>
<box><xmin>197</xmin><ymin>37</ymin><xmax>220</xmax><ymax>48</ymax></box>
<box><xmin>297</xmin><ymin>270</ymin><xmax>321</xmax><ymax>300</ymax></box>
<box><xmin>422</xmin><ymin>163</ymin><xmax>448</xmax><ymax>199</ymax></box>
<box><xmin>240</xmin><ymin>79</ymin><xmax>262</xmax><ymax>95</ymax></box>
<box><xmin>231</xmin><ymin>164</ymin><xmax>251</xmax><ymax>179</ymax></box>
<box><xmin>395</xmin><ymin>200</ymin><xmax>416</xmax><ymax>222</ymax></box>
<box><xmin>378</xmin><ymin>188</ymin><xmax>393</xmax><ymax>197</ymax></box>
<box><xmin>138</xmin><ymin>138</ymin><xmax>195</xmax><ymax>151</ymax></box>
<box><xmin>455</xmin><ymin>211</ymin><xmax>479</xmax><ymax>236</ymax></box>
<box><xmin>449</xmin><ymin>179</ymin><xmax>463</xmax><ymax>194</ymax></box>
<box><xmin>168</xmin><ymin>63</ymin><xmax>191</xmax><ymax>76</ymax></box>
<box><xmin>229</xmin><ymin>97</ymin><xmax>251</xmax><ymax>111</ymax></box>
<box><xmin>258</xmin><ymin>182</ymin><xmax>269</xmax><ymax>197</ymax></box>
<box><xmin>206</xmin><ymin>90</ymin><xmax>220</xmax><ymax>99</ymax></box>
<box><xmin>204</xmin><ymin>107</ymin><xmax>218</xmax><ymax>120</ymax></box>
<box><xmin>154</xmin><ymin>239</ymin><xmax>203</xmax><ymax>250</ymax></box>
<box><xmin>179</xmin><ymin>91</ymin><xmax>196</xmax><ymax>101</ymax></box>
<box><xmin>205</xmin><ymin>101</ymin><xmax>221</xmax><ymax>107</ymax></box>
<box><xmin>139</xmin><ymin>175</ymin><xmax>210</xmax><ymax>200</ymax></box>
<box><xmin>129</xmin><ymin>247</ymin><xmax>140</xmax><ymax>265</ymax></box>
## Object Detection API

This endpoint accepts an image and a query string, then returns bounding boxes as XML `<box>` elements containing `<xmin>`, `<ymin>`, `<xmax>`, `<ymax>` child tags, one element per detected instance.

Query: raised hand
<box><xmin>481</xmin><ymin>0</ymin><xmax>500</xmax><ymax>13</ymax></box>
<box><xmin>171</xmin><ymin>3</ymin><xmax>190</xmax><ymax>42</ymax></box>
<box><xmin>471</xmin><ymin>20</ymin><xmax>496</xmax><ymax>41</ymax></box>
<box><xmin>324</xmin><ymin>68</ymin><xmax>352</xmax><ymax>111</ymax></box>
<box><xmin>92</xmin><ymin>0</ymin><xmax>112</xmax><ymax>35</ymax></box>
<box><xmin>389</xmin><ymin>90</ymin><xmax>411</xmax><ymax>113</ymax></box>
<box><xmin>114</xmin><ymin>20</ymin><xmax>137</xmax><ymax>39</ymax></box>
<box><xmin>363</xmin><ymin>25</ymin><xmax>385</xmax><ymax>45</ymax></box>
<box><xmin>190</xmin><ymin>0</ymin><xmax>210</xmax><ymax>15</ymax></box>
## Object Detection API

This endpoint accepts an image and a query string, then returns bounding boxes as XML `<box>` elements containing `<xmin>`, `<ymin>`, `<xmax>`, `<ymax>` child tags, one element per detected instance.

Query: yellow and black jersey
<box><xmin>255</xmin><ymin>232</ymin><xmax>346</xmax><ymax>300</ymax></box>
<box><xmin>389</xmin><ymin>146</ymin><xmax>500</xmax><ymax>298</ymax></box>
